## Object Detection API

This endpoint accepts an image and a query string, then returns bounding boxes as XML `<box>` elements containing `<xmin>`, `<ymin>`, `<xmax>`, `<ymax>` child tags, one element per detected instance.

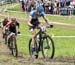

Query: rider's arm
<box><xmin>0</xmin><ymin>19</ymin><xmax>3</xmax><ymax>28</ymax></box>
<box><xmin>41</xmin><ymin>12</ymin><xmax>49</xmax><ymax>25</ymax></box>
<box><xmin>16</xmin><ymin>21</ymin><xmax>20</xmax><ymax>28</ymax></box>
<box><xmin>0</xmin><ymin>22</ymin><xmax>3</xmax><ymax>29</ymax></box>
<box><xmin>1</xmin><ymin>22</ymin><xmax>4</xmax><ymax>33</ymax></box>
<box><xmin>42</xmin><ymin>16</ymin><xmax>49</xmax><ymax>25</ymax></box>
<box><xmin>42</xmin><ymin>15</ymin><xmax>53</xmax><ymax>28</ymax></box>
<box><xmin>6</xmin><ymin>19</ymin><xmax>12</xmax><ymax>26</ymax></box>
<box><xmin>16</xmin><ymin>21</ymin><xmax>20</xmax><ymax>33</ymax></box>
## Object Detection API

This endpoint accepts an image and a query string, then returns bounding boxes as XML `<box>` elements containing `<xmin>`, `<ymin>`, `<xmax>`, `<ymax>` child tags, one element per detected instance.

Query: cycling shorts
<box><xmin>29</xmin><ymin>18</ymin><xmax>40</xmax><ymax>29</ymax></box>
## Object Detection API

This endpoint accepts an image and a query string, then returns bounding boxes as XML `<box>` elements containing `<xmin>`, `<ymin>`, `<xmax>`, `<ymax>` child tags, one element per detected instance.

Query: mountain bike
<box><xmin>8</xmin><ymin>32</ymin><xmax>18</xmax><ymax>57</ymax></box>
<box><xmin>29</xmin><ymin>25</ymin><xmax>55</xmax><ymax>59</ymax></box>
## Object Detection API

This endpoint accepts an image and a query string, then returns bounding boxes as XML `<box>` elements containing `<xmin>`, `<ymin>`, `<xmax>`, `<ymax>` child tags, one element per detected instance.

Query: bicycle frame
<box><xmin>9</xmin><ymin>33</ymin><xmax>16</xmax><ymax>42</ymax></box>
<box><xmin>8</xmin><ymin>33</ymin><xmax>16</xmax><ymax>46</ymax></box>
<box><xmin>35</xmin><ymin>28</ymin><xmax>47</xmax><ymax>51</ymax></box>
<box><xmin>10</xmin><ymin>32</ymin><xmax>15</xmax><ymax>38</ymax></box>
<box><xmin>11</xmin><ymin>33</ymin><xmax>16</xmax><ymax>39</ymax></box>
<box><xmin>36</xmin><ymin>24</ymin><xmax>53</xmax><ymax>43</ymax></box>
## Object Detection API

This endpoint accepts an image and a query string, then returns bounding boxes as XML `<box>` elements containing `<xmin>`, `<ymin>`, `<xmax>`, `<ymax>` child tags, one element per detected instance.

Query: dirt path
<box><xmin>0</xmin><ymin>29</ymin><xmax>10</xmax><ymax>55</ymax></box>
<box><xmin>0</xmin><ymin>28</ymin><xmax>75</xmax><ymax>65</ymax></box>
<box><xmin>0</xmin><ymin>4</ymin><xmax>75</xmax><ymax>64</ymax></box>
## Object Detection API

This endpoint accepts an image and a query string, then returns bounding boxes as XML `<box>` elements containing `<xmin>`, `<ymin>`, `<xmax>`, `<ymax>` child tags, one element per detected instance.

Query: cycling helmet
<box><xmin>4</xmin><ymin>16</ymin><xmax>8</xmax><ymax>20</ymax></box>
<box><xmin>11</xmin><ymin>17</ymin><xmax>16</xmax><ymax>22</ymax></box>
<box><xmin>35</xmin><ymin>1</ymin><xmax>44</xmax><ymax>13</ymax></box>
<box><xmin>36</xmin><ymin>6</ymin><xmax>44</xmax><ymax>12</ymax></box>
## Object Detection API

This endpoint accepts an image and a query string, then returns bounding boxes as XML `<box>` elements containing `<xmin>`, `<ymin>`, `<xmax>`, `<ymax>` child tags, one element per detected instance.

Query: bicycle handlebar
<box><xmin>46</xmin><ymin>25</ymin><xmax>53</xmax><ymax>28</ymax></box>
<box><xmin>40</xmin><ymin>25</ymin><xmax>53</xmax><ymax>32</ymax></box>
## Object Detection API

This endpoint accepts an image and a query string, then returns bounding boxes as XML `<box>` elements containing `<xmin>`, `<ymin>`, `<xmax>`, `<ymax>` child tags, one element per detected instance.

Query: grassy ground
<box><xmin>16</xmin><ymin>21</ymin><xmax>75</xmax><ymax>57</ymax></box>
<box><xmin>7</xmin><ymin>4</ymin><xmax>21</xmax><ymax>11</ymax></box>
<box><xmin>0</xmin><ymin>3</ymin><xmax>75</xmax><ymax>60</ymax></box>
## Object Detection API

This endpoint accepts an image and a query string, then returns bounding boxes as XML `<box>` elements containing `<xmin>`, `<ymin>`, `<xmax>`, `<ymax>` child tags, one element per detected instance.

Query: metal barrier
<box><xmin>60</xmin><ymin>7</ymin><xmax>75</xmax><ymax>15</ymax></box>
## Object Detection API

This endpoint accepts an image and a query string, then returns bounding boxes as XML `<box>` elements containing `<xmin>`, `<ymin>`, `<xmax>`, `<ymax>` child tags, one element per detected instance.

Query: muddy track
<box><xmin>0</xmin><ymin>28</ymin><xmax>75</xmax><ymax>65</ymax></box>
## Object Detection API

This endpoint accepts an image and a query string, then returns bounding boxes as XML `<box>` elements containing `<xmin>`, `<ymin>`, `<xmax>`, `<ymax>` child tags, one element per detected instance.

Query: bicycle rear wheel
<box><xmin>11</xmin><ymin>37</ymin><xmax>18</xmax><ymax>57</ymax></box>
<box><xmin>42</xmin><ymin>35</ymin><xmax>55</xmax><ymax>59</ymax></box>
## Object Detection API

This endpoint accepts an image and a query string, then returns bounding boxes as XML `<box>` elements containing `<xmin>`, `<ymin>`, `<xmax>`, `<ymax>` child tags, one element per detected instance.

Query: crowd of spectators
<box><xmin>19</xmin><ymin>0</ymin><xmax>75</xmax><ymax>15</ymax></box>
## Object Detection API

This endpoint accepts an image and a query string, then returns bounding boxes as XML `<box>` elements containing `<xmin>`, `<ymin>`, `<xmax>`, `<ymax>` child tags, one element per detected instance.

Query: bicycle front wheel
<box><xmin>29</xmin><ymin>38</ymin><xmax>39</xmax><ymax>59</ymax></box>
<box><xmin>29</xmin><ymin>39</ymin><xmax>33</xmax><ymax>57</ymax></box>
<box><xmin>11</xmin><ymin>37</ymin><xmax>18</xmax><ymax>57</ymax></box>
<box><xmin>42</xmin><ymin>35</ymin><xmax>55</xmax><ymax>59</ymax></box>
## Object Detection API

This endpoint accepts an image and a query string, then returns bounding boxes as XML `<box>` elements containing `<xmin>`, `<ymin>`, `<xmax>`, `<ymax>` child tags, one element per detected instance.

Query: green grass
<box><xmin>48</xmin><ymin>15</ymin><xmax>75</xmax><ymax>24</ymax></box>
<box><xmin>8</xmin><ymin>4</ymin><xmax>21</xmax><ymax>11</ymax></box>
<box><xmin>0</xmin><ymin>5</ymin><xmax>75</xmax><ymax>58</ymax></box>
<box><xmin>0</xmin><ymin>3</ymin><xmax>18</xmax><ymax>9</ymax></box>
<box><xmin>17</xmin><ymin>22</ymin><xmax>30</xmax><ymax>54</ymax></box>
<box><xmin>1</xmin><ymin>12</ymin><xmax>29</xmax><ymax>21</ymax></box>
<box><xmin>54</xmin><ymin>38</ymin><xmax>75</xmax><ymax>57</ymax></box>
<box><xmin>16</xmin><ymin>21</ymin><xmax>75</xmax><ymax>57</ymax></box>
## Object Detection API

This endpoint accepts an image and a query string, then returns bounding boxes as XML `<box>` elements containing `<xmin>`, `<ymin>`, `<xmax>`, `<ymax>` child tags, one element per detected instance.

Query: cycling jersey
<box><xmin>7</xmin><ymin>21</ymin><xmax>19</xmax><ymax>34</ymax></box>
<box><xmin>29</xmin><ymin>9</ymin><xmax>45</xmax><ymax>29</ymax></box>
<box><xmin>30</xmin><ymin>10</ymin><xmax>45</xmax><ymax>19</ymax></box>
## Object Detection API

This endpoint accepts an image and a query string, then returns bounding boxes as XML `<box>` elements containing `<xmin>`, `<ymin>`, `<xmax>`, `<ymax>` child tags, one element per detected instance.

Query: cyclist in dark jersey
<box><xmin>6</xmin><ymin>18</ymin><xmax>20</xmax><ymax>35</ymax></box>
<box><xmin>5</xmin><ymin>17</ymin><xmax>20</xmax><ymax>45</ymax></box>
<box><xmin>1</xmin><ymin>17</ymin><xmax>9</xmax><ymax>38</ymax></box>
<box><xmin>2</xmin><ymin>17</ymin><xmax>9</xmax><ymax>26</ymax></box>
<box><xmin>27</xmin><ymin>2</ymin><xmax>49</xmax><ymax>56</ymax></box>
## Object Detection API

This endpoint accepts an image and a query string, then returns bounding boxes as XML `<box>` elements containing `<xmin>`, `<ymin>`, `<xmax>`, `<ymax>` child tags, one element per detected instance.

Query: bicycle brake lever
<box><xmin>47</xmin><ymin>25</ymin><xmax>53</xmax><ymax>28</ymax></box>
<box><xmin>50</xmin><ymin>25</ymin><xmax>53</xmax><ymax>28</ymax></box>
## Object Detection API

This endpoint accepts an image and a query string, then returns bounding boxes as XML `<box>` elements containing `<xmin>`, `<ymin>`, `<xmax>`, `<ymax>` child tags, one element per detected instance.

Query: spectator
<box><xmin>53</xmin><ymin>1</ymin><xmax>58</xmax><ymax>14</ymax></box>
<box><xmin>20</xmin><ymin>0</ymin><xmax>25</xmax><ymax>11</ymax></box>
<box><xmin>66</xmin><ymin>0</ymin><xmax>71</xmax><ymax>6</ymax></box>
<box><xmin>27</xmin><ymin>0</ymin><xmax>35</xmax><ymax>12</ymax></box>
<box><xmin>24</xmin><ymin>0</ymin><xmax>28</xmax><ymax>11</ymax></box>
<box><xmin>60</xmin><ymin>0</ymin><xmax>65</xmax><ymax>7</ymax></box>
<box><xmin>69</xmin><ymin>1</ymin><xmax>75</xmax><ymax>8</ymax></box>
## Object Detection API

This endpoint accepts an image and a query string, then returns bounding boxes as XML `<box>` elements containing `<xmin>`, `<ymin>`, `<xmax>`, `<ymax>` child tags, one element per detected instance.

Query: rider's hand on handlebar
<box><xmin>47</xmin><ymin>24</ymin><xmax>53</xmax><ymax>28</ymax></box>
<box><xmin>50</xmin><ymin>25</ymin><xmax>53</xmax><ymax>28</ymax></box>
<box><xmin>17</xmin><ymin>31</ymin><xmax>21</xmax><ymax>34</ymax></box>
